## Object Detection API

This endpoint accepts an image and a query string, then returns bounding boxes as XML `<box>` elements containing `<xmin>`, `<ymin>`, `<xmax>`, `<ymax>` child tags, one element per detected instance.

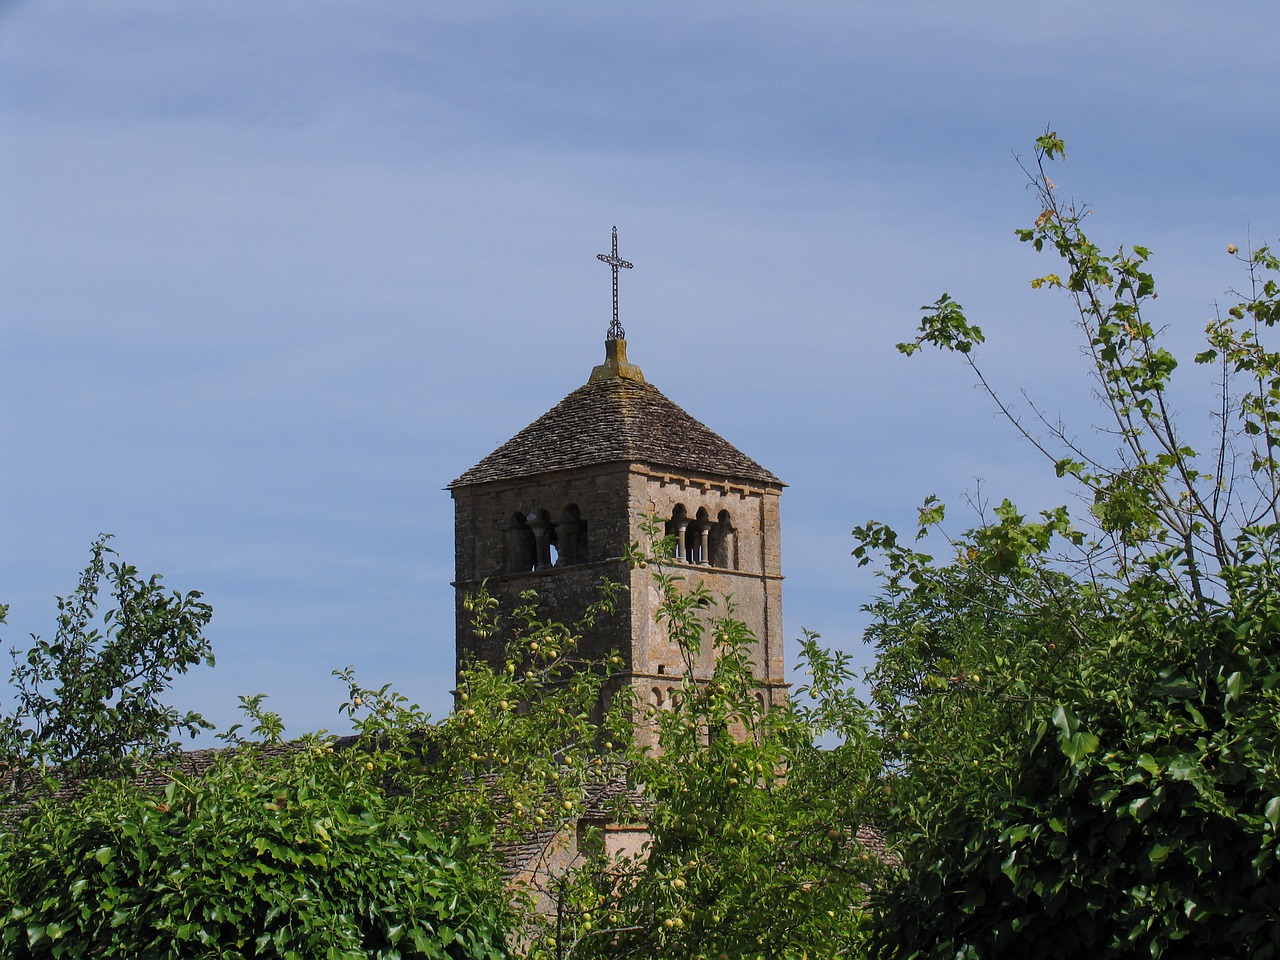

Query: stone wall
<box><xmin>451</xmin><ymin>464</ymin><xmax>786</xmax><ymax>747</ymax></box>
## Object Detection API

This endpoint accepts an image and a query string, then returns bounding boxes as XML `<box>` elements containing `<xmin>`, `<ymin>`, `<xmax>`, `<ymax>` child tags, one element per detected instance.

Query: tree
<box><xmin>861</xmin><ymin>134</ymin><xmax>1280</xmax><ymax>957</ymax></box>
<box><xmin>534</xmin><ymin>530</ymin><xmax>885</xmax><ymax>960</ymax></box>
<box><xmin>1</xmin><ymin>535</ymin><xmax>215</xmax><ymax>785</ymax></box>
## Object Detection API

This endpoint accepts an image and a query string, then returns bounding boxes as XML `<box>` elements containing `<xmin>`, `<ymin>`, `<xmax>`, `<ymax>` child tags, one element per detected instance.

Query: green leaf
<box><xmin>1166</xmin><ymin>754</ymin><xmax>1200</xmax><ymax>782</ymax></box>
<box><xmin>1226</xmin><ymin>670</ymin><xmax>1248</xmax><ymax>702</ymax></box>
<box><xmin>1051</xmin><ymin>704</ymin><xmax>1077</xmax><ymax>738</ymax></box>
<box><xmin>1129</xmin><ymin>796</ymin><xmax>1154</xmax><ymax>821</ymax></box>
<box><xmin>1062</xmin><ymin>731</ymin><xmax>1099</xmax><ymax>764</ymax></box>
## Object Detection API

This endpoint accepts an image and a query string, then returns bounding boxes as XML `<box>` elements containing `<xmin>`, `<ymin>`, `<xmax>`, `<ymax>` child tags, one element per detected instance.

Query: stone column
<box><xmin>527</xmin><ymin>512</ymin><xmax>553</xmax><ymax>571</ymax></box>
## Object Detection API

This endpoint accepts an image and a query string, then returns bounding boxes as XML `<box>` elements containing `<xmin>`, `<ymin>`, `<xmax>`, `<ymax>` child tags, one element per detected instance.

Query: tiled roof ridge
<box><xmin>449</xmin><ymin>376</ymin><xmax>781</xmax><ymax>488</ymax></box>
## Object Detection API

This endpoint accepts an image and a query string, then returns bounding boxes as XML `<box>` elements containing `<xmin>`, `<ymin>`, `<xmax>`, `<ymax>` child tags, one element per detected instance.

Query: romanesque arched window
<box><xmin>504</xmin><ymin>512</ymin><xmax>537</xmax><ymax>574</ymax></box>
<box><xmin>665</xmin><ymin>504</ymin><xmax>689</xmax><ymax>561</ymax></box>
<box><xmin>663</xmin><ymin>505</ymin><xmax>741</xmax><ymax>567</ymax></box>
<box><xmin>526</xmin><ymin>509</ymin><xmax>556</xmax><ymax>571</ymax></box>
<box><xmin>557</xmin><ymin>504</ymin><xmax>588</xmax><ymax>565</ymax></box>
<box><xmin>687</xmin><ymin>507</ymin><xmax>712</xmax><ymax>564</ymax></box>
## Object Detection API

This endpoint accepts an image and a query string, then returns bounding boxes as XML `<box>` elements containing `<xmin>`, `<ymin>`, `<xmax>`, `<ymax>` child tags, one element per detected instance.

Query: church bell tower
<box><xmin>447</xmin><ymin>229</ymin><xmax>786</xmax><ymax>740</ymax></box>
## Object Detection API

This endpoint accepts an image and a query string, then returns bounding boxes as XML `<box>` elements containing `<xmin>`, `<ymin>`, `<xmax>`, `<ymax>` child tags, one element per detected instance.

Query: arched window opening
<box><xmin>526</xmin><ymin>510</ymin><xmax>556</xmax><ymax>571</ymax></box>
<box><xmin>687</xmin><ymin>508</ymin><xmax>712</xmax><ymax>565</ymax></box>
<box><xmin>504</xmin><ymin>512</ymin><xmax>537</xmax><ymax>574</ymax></box>
<box><xmin>665</xmin><ymin>505</ymin><xmax>689</xmax><ymax>561</ymax></box>
<box><xmin>557</xmin><ymin>504</ymin><xmax>588</xmax><ymax>565</ymax></box>
<box><xmin>652</xmin><ymin>687</ymin><xmax>664</xmax><ymax>709</ymax></box>
<box><xmin>711</xmin><ymin>509</ymin><xmax>737</xmax><ymax>569</ymax></box>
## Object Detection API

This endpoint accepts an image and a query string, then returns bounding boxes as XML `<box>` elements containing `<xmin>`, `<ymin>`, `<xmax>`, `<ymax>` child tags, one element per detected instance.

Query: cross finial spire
<box><xmin>596</xmin><ymin>226</ymin><xmax>633</xmax><ymax>341</ymax></box>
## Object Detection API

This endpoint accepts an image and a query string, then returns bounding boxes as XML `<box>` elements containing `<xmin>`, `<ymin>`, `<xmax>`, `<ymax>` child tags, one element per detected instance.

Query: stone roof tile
<box><xmin>450</xmin><ymin>376</ymin><xmax>781</xmax><ymax>488</ymax></box>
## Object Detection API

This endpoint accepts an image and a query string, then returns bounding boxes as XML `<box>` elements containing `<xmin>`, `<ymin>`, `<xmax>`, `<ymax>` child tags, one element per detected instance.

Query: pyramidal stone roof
<box><xmin>449</xmin><ymin>340</ymin><xmax>781</xmax><ymax>489</ymax></box>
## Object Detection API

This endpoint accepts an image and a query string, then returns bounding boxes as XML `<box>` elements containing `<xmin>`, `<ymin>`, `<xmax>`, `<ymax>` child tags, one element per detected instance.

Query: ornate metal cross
<box><xmin>596</xmin><ymin>225</ymin><xmax>633</xmax><ymax>341</ymax></box>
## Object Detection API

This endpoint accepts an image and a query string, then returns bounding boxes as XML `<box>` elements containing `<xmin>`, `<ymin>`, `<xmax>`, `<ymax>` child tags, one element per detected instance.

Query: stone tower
<box><xmin>448</xmin><ymin>335</ymin><xmax>786</xmax><ymax>738</ymax></box>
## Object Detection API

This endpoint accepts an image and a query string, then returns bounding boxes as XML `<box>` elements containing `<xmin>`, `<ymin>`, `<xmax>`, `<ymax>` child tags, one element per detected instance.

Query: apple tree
<box><xmin>535</xmin><ymin>531</ymin><xmax>886</xmax><ymax>960</ymax></box>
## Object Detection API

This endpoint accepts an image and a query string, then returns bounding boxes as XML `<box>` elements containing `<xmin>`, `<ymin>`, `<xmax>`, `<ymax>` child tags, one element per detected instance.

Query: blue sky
<box><xmin>3</xmin><ymin>1</ymin><xmax>1278</xmax><ymax>738</ymax></box>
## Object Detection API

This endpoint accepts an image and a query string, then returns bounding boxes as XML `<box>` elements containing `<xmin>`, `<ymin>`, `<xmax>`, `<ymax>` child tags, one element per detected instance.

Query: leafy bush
<box><xmin>0</xmin><ymin>733</ymin><xmax>511</xmax><ymax>959</ymax></box>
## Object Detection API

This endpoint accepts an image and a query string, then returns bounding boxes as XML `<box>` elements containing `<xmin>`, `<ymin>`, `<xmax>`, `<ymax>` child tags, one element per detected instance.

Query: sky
<box><xmin>3</xmin><ymin>1</ymin><xmax>1279</xmax><ymax>740</ymax></box>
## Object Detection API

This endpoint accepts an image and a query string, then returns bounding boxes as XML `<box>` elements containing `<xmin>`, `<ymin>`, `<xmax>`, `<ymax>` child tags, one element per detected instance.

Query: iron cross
<box><xmin>596</xmin><ymin>226</ymin><xmax>633</xmax><ymax>341</ymax></box>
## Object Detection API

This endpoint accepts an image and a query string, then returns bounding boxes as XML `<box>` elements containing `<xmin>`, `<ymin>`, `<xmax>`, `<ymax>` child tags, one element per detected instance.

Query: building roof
<box><xmin>449</xmin><ymin>342</ymin><xmax>781</xmax><ymax>489</ymax></box>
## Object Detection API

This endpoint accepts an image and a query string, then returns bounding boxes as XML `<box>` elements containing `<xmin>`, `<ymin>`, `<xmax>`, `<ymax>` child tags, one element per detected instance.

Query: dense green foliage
<box><xmin>0</xmin><ymin>730</ymin><xmax>510</xmax><ymax>959</ymax></box>
<box><xmin>867</xmin><ymin>526</ymin><xmax>1280</xmax><ymax>957</ymax></box>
